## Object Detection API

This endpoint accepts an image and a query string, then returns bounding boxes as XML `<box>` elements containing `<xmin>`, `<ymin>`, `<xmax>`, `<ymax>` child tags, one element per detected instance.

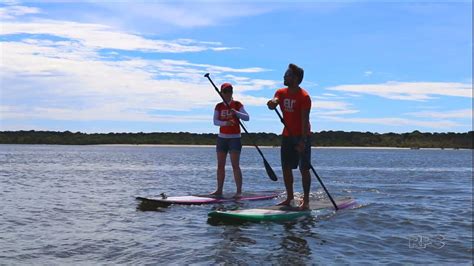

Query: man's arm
<box><xmin>301</xmin><ymin>108</ymin><xmax>310</xmax><ymax>137</ymax></box>
<box><xmin>297</xmin><ymin>108</ymin><xmax>310</xmax><ymax>153</ymax></box>
<box><xmin>301</xmin><ymin>94</ymin><xmax>311</xmax><ymax>138</ymax></box>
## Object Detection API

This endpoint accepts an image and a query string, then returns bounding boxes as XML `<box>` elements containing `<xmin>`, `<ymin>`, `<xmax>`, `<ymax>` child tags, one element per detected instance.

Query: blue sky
<box><xmin>0</xmin><ymin>0</ymin><xmax>472</xmax><ymax>134</ymax></box>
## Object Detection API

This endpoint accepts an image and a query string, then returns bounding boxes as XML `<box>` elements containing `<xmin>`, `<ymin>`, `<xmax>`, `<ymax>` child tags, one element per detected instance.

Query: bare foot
<box><xmin>233</xmin><ymin>192</ymin><xmax>242</xmax><ymax>199</ymax></box>
<box><xmin>277</xmin><ymin>198</ymin><xmax>294</xmax><ymax>206</ymax></box>
<box><xmin>210</xmin><ymin>190</ymin><xmax>222</xmax><ymax>197</ymax></box>
<box><xmin>298</xmin><ymin>200</ymin><xmax>310</xmax><ymax>211</ymax></box>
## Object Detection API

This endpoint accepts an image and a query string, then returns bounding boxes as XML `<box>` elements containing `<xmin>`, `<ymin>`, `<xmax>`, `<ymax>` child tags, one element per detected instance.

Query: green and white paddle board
<box><xmin>208</xmin><ymin>196</ymin><xmax>356</xmax><ymax>222</ymax></box>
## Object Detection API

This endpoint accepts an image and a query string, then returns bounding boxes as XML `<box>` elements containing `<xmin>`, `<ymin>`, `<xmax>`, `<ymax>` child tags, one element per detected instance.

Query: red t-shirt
<box><xmin>215</xmin><ymin>101</ymin><xmax>243</xmax><ymax>135</ymax></box>
<box><xmin>274</xmin><ymin>87</ymin><xmax>311</xmax><ymax>136</ymax></box>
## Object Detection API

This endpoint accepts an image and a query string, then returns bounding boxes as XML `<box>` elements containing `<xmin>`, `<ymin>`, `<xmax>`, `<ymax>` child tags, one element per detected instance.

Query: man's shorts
<box><xmin>281</xmin><ymin>136</ymin><xmax>311</xmax><ymax>170</ymax></box>
<box><xmin>216</xmin><ymin>137</ymin><xmax>242</xmax><ymax>153</ymax></box>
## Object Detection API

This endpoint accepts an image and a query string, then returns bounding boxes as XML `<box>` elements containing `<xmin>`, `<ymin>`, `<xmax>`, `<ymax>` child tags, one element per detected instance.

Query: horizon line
<box><xmin>1</xmin><ymin>129</ymin><xmax>472</xmax><ymax>135</ymax></box>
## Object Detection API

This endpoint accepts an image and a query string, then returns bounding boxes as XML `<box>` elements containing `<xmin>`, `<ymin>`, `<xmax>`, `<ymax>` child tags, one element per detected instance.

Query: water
<box><xmin>0</xmin><ymin>145</ymin><xmax>472</xmax><ymax>264</ymax></box>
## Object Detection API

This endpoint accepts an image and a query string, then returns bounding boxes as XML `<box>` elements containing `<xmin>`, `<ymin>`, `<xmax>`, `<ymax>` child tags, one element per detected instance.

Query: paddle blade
<box><xmin>263</xmin><ymin>159</ymin><xmax>278</xmax><ymax>181</ymax></box>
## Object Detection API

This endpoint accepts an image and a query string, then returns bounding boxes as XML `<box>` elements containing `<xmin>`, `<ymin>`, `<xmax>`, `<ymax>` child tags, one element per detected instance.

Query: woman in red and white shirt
<box><xmin>212</xmin><ymin>82</ymin><xmax>249</xmax><ymax>197</ymax></box>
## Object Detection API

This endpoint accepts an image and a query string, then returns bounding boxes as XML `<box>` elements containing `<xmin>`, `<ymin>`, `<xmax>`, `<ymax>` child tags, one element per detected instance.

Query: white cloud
<box><xmin>0</xmin><ymin>3</ymin><xmax>40</xmax><ymax>19</ymax></box>
<box><xmin>314</xmin><ymin>100</ymin><xmax>351</xmax><ymax>110</ymax></box>
<box><xmin>159</xmin><ymin>60</ymin><xmax>268</xmax><ymax>74</ymax></box>
<box><xmin>327</xmin><ymin>81</ymin><xmax>472</xmax><ymax>101</ymax></box>
<box><xmin>321</xmin><ymin>93</ymin><xmax>339</xmax><ymax>97</ymax></box>
<box><xmin>313</xmin><ymin>100</ymin><xmax>359</xmax><ymax>116</ymax></box>
<box><xmin>406</xmin><ymin>109</ymin><xmax>473</xmax><ymax>119</ymax></box>
<box><xmin>0</xmin><ymin>33</ymin><xmax>273</xmax><ymax>123</ymax></box>
<box><xmin>1</xmin><ymin>42</ymin><xmax>213</xmax><ymax>110</ymax></box>
<box><xmin>2</xmin><ymin>20</ymin><xmax>237</xmax><ymax>53</ymax></box>
<box><xmin>90</xmin><ymin>2</ymin><xmax>275</xmax><ymax>28</ymax></box>
<box><xmin>221</xmin><ymin>74</ymin><xmax>279</xmax><ymax>92</ymax></box>
<box><xmin>320</xmin><ymin>116</ymin><xmax>462</xmax><ymax>129</ymax></box>
<box><xmin>233</xmin><ymin>95</ymin><xmax>268</xmax><ymax>106</ymax></box>
<box><xmin>0</xmin><ymin>2</ymin><xmax>274</xmax><ymax>127</ymax></box>
<box><xmin>0</xmin><ymin>105</ymin><xmax>210</xmax><ymax>123</ymax></box>
<box><xmin>315</xmin><ymin>109</ymin><xmax>359</xmax><ymax>116</ymax></box>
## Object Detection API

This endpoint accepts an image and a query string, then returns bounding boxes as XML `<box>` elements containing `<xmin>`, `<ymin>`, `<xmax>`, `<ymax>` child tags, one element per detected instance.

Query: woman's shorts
<box><xmin>216</xmin><ymin>137</ymin><xmax>242</xmax><ymax>153</ymax></box>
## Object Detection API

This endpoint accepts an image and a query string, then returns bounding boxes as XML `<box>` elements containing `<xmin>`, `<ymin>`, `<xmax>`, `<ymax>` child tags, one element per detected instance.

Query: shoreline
<box><xmin>0</xmin><ymin>143</ymin><xmax>468</xmax><ymax>150</ymax></box>
<box><xmin>94</xmin><ymin>144</ymin><xmax>466</xmax><ymax>150</ymax></box>
<box><xmin>2</xmin><ymin>130</ymin><xmax>471</xmax><ymax>149</ymax></box>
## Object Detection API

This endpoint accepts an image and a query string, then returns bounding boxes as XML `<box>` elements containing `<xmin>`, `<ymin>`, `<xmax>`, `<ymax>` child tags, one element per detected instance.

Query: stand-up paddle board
<box><xmin>136</xmin><ymin>191</ymin><xmax>280</xmax><ymax>208</ymax></box>
<box><xmin>208</xmin><ymin>196</ymin><xmax>356</xmax><ymax>222</ymax></box>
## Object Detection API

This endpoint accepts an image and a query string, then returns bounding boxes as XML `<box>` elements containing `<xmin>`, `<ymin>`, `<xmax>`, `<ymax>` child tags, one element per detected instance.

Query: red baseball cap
<box><xmin>220</xmin><ymin>83</ymin><xmax>233</xmax><ymax>92</ymax></box>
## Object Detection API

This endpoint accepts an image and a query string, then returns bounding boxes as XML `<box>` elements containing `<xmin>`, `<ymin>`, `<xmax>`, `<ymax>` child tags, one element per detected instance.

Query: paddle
<box><xmin>204</xmin><ymin>73</ymin><xmax>278</xmax><ymax>182</ymax></box>
<box><xmin>273</xmin><ymin>108</ymin><xmax>339</xmax><ymax>210</ymax></box>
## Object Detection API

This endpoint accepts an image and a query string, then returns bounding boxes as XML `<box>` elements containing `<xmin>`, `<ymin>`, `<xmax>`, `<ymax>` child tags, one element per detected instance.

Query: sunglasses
<box><xmin>221</xmin><ymin>90</ymin><xmax>232</xmax><ymax>94</ymax></box>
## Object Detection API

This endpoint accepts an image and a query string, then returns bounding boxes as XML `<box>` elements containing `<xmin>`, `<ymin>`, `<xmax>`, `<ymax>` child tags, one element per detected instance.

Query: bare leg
<box><xmin>299</xmin><ymin>168</ymin><xmax>311</xmax><ymax>210</ymax></box>
<box><xmin>277</xmin><ymin>166</ymin><xmax>294</xmax><ymax>205</ymax></box>
<box><xmin>211</xmin><ymin>151</ymin><xmax>227</xmax><ymax>195</ymax></box>
<box><xmin>229</xmin><ymin>151</ymin><xmax>242</xmax><ymax>197</ymax></box>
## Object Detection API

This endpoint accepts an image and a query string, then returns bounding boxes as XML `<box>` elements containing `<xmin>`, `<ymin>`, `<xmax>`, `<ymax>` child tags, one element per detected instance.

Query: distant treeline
<box><xmin>0</xmin><ymin>130</ymin><xmax>472</xmax><ymax>149</ymax></box>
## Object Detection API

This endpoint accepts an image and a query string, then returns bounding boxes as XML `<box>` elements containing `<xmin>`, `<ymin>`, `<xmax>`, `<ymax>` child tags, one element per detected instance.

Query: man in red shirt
<box><xmin>267</xmin><ymin>63</ymin><xmax>312</xmax><ymax>210</ymax></box>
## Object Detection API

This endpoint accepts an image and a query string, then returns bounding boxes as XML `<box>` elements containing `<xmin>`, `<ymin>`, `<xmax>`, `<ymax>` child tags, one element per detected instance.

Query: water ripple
<box><xmin>0</xmin><ymin>145</ymin><xmax>471</xmax><ymax>264</ymax></box>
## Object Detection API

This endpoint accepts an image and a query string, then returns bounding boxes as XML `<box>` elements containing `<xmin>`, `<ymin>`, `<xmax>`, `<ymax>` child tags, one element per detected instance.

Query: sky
<box><xmin>0</xmin><ymin>0</ymin><xmax>472</xmax><ymax>134</ymax></box>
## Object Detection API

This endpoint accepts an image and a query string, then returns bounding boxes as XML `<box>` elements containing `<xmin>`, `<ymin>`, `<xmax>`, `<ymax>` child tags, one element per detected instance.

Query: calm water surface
<box><xmin>0</xmin><ymin>145</ymin><xmax>472</xmax><ymax>264</ymax></box>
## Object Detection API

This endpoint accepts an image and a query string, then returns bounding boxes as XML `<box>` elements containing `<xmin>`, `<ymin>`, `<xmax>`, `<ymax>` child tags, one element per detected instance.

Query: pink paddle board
<box><xmin>136</xmin><ymin>191</ymin><xmax>280</xmax><ymax>207</ymax></box>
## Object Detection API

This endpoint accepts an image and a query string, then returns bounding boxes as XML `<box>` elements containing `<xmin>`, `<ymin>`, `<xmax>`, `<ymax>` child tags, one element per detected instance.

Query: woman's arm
<box><xmin>233</xmin><ymin>106</ymin><xmax>249</xmax><ymax>121</ymax></box>
<box><xmin>213</xmin><ymin>110</ymin><xmax>228</xmax><ymax>126</ymax></box>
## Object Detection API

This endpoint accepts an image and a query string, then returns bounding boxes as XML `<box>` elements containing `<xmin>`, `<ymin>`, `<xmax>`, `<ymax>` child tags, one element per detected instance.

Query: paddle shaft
<box><xmin>274</xmin><ymin>108</ymin><xmax>339</xmax><ymax>210</ymax></box>
<box><xmin>204</xmin><ymin>73</ymin><xmax>277</xmax><ymax>181</ymax></box>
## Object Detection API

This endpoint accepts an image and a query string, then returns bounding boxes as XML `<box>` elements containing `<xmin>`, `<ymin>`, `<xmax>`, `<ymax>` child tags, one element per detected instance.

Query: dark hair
<box><xmin>288</xmin><ymin>63</ymin><xmax>304</xmax><ymax>85</ymax></box>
